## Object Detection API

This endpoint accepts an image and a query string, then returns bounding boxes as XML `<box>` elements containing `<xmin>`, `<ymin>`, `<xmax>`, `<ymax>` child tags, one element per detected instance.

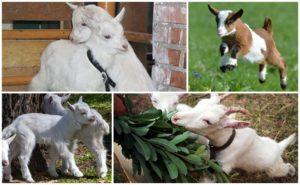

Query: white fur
<box><xmin>281</xmin><ymin>76</ymin><xmax>287</xmax><ymax>84</ymax></box>
<box><xmin>2</xmin><ymin>99</ymin><xmax>96</xmax><ymax>182</ymax></box>
<box><xmin>42</xmin><ymin>94</ymin><xmax>110</xmax><ymax>177</ymax></box>
<box><xmin>259</xmin><ymin>64</ymin><xmax>267</xmax><ymax>81</ymax></box>
<box><xmin>28</xmin><ymin>4</ymin><xmax>155</xmax><ymax>91</ymax></box>
<box><xmin>228</xmin><ymin>58</ymin><xmax>237</xmax><ymax>66</ymax></box>
<box><xmin>243</xmin><ymin>25</ymin><xmax>267</xmax><ymax>63</ymax></box>
<box><xmin>217</xmin><ymin>11</ymin><xmax>236</xmax><ymax>37</ymax></box>
<box><xmin>171</xmin><ymin>94</ymin><xmax>296</xmax><ymax>177</ymax></box>
<box><xmin>150</xmin><ymin>93</ymin><xmax>181</xmax><ymax>113</ymax></box>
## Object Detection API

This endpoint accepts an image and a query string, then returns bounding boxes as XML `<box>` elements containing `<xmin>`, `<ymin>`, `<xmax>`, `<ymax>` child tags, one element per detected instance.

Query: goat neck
<box><xmin>85</xmin><ymin>35</ymin><xmax>116</xmax><ymax>70</ymax></box>
<box><xmin>204</xmin><ymin>127</ymin><xmax>234</xmax><ymax>147</ymax></box>
<box><xmin>222</xmin><ymin>19</ymin><xmax>252</xmax><ymax>50</ymax></box>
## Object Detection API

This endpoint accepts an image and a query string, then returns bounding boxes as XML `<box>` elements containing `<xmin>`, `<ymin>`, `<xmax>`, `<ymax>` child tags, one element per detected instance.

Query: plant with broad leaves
<box><xmin>114</xmin><ymin>95</ymin><xmax>229</xmax><ymax>182</ymax></box>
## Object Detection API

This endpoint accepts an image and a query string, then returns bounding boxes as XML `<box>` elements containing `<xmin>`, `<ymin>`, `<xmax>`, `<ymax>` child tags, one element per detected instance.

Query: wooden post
<box><xmin>97</xmin><ymin>2</ymin><xmax>116</xmax><ymax>16</ymax></box>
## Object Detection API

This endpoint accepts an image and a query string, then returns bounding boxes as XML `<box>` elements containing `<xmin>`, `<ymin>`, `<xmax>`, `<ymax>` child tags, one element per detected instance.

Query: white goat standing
<box><xmin>42</xmin><ymin>94</ymin><xmax>110</xmax><ymax>177</ymax></box>
<box><xmin>28</xmin><ymin>3</ymin><xmax>156</xmax><ymax>91</ymax></box>
<box><xmin>2</xmin><ymin>98</ymin><xmax>96</xmax><ymax>182</ymax></box>
<box><xmin>171</xmin><ymin>94</ymin><xmax>296</xmax><ymax>177</ymax></box>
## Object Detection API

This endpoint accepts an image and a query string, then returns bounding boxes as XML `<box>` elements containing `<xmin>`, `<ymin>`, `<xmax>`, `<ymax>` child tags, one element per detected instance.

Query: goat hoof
<box><xmin>288</xmin><ymin>163</ymin><xmax>295</xmax><ymax>176</ymax></box>
<box><xmin>26</xmin><ymin>178</ymin><xmax>35</xmax><ymax>183</ymax></box>
<box><xmin>73</xmin><ymin>170</ymin><xmax>84</xmax><ymax>178</ymax></box>
<box><xmin>220</xmin><ymin>66</ymin><xmax>227</xmax><ymax>73</ymax></box>
<box><xmin>49</xmin><ymin>171</ymin><xmax>59</xmax><ymax>178</ymax></box>
<box><xmin>259</xmin><ymin>79</ymin><xmax>265</xmax><ymax>84</ymax></box>
<box><xmin>281</xmin><ymin>83</ymin><xmax>287</xmax><ymax>90</ymax></box>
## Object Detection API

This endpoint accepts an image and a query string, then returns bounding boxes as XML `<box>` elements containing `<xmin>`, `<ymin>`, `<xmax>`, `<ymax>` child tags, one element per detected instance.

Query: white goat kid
<box><xmin>2</xmin><ymin>98</ymin><xmax>96</xmax><ymax>182</ymax></box>
<box><xmin>171</xmin><ymin>94</ymin><xmax>296</xmax><ymax>177</ymax></box>
<box><xmin>28</xmin><ymin>3</ymin><xmax>155</xmax><ymax>91</ymax></box>
<box><xmin>1</xmin><ymin>135</ymin><xmax>16</xmax><ymax>181</ymax></box>
<box><xmin>150</xmin><ymin>93</ymin><xmax>191</xmax><ymax>113</ymax></box>
<box><xmin>42</xmin><ymin>94</ymin><xmax>109</xmax><ymax>177</ymax></box>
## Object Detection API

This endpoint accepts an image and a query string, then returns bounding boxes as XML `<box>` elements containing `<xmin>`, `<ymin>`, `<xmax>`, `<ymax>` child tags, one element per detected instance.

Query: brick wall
<box><xmin>152</xmin><ymin>2</ymin><xmax>186</xmax><ymax>91</ymax></box>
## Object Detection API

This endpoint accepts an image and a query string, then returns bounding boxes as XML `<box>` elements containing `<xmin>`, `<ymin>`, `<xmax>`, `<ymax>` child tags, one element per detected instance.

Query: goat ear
<box><xmin>6</xmin><ymin>134</ymin><xmax>16</xmax><ymax>145</ymax></box>
<box><xmin>67</xmin><ymin>102</ymin><xmax>75</xmax><ymax>112</ymax></box>
<box><xmin>228</xmin><ymin>9</ymin><xmax>243</xmax><ymax>22</ymax></box>
<box><xmin>61</xmin><ymin>94</ymin><xmax>71</xmax><ymax>103</ymax></box>
<box><xmin>210</xmin><ymin>93</ymin><xmax>221</xmax><ymax>103</ymax></box>
<box><xmin>115</xmin><ymin>7</ymin><xmax>126</xmax><ymax>22</ymax></box>
<box><xmin>66</xmin><ymin>2</ymin><xmax>78</xmax><ymax>10</ymax></box>
<box><xmin>208</xmin><ymin>4</ymin><xmax>219</xmax><ymax>16</ymax></box>
<box><xmin>221</xmin><ymin>118</ymin><xmax>251</xmax><ymax>129</ymax></box>
<box><xmin>78</xmin><ymin>96</ymin><xmax>83</xmax><ymax>103</ymax></box>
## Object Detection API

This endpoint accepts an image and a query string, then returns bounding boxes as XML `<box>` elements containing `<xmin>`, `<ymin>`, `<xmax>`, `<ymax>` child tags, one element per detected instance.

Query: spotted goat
<box><xmin>208</xmin><ymin>4</ymin><xmax>287</xmax><ymax>89</ymax></box>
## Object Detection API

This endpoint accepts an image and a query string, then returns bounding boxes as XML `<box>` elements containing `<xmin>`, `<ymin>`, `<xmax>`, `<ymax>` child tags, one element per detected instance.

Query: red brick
<box><xmin>181</xmin><ymin>29</ymin><xmax>186</xmax><ymax>45</ymax></box>
<box><xmin>170</xmin><ymin>6</ymin><xmax>186</xmax><ymax>24</ymax></box>
<box><xmin>155</xmin><ymin>26</ymin><xmax>168</xmax><ymax>42</ymax></box>
<box><xmin>168</xmin><ymin>49</ymin><xmax>181</xmax><ymax>66</ymax></box>
<box><xmin>170</xmin><ymin>71</ymin><xmax>186</xmax><ymax>89</ymax></box>
<box><xmin>170</xmin><ymin>28</ymin><xmax>182</xmax><ymax>44</ymax></box>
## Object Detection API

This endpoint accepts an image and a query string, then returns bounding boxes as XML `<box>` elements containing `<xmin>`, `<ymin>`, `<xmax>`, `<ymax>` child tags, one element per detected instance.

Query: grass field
<box><xmin>189</xmin><ymin>3</ymin><xmax>298</xmax><ymax>91</ymax></box>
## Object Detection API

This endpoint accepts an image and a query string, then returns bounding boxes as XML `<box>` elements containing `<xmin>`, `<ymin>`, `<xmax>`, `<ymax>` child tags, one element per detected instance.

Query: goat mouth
<box><xmin>117</xmin><ymin>48</ymin><xmax>128</xmax><ymax>53</ymax></box>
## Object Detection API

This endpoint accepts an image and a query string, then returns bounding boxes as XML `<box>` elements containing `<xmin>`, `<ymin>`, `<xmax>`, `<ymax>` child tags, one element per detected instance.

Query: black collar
<box><xmin>209</xmin><ymin>129</ymin><xmax>236</xmax><ymax>160</ymax></box>
<box><xmin>87</xmin><ymin>49</ymin><xmax>116</xmax><ymax>91</ymax></box>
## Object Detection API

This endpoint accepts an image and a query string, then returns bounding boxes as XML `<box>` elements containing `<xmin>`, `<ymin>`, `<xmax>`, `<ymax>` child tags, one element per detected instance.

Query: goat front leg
<box><xmin>61</xmin><ymin>139</ymin><xmax>78</xmax><ymax>174</ymax></box>
<box><xmin>48</xmin><ymin>147</ymin><xmax>59</xmax><ymax>178</ymax></box>
<box><xmin>59</xmin><ymin>145</ymin><xmax>83</xmax><ymax>178</ymax></box>
<box><xmin>219</xmin><ymin>42</ymin><xmax>230</xmax><ymax>72</ymax></box>
<box><xmin>258</xmin><ymin>63</ymin><xmax>267</xmax><ymax>83</ymax></box>
<box><xmin>83</xmin><ymin>137</ymin><xmax>108</xmax><ymax>178</ymax></box>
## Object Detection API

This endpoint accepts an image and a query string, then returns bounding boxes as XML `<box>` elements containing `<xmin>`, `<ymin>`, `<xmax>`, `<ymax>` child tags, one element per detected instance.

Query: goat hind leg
<box><xmin>266</xmin><ymin>158</ymin><xmax>295</xmax><ymax>177</ymax></box>
<box><xmin>18</xmin><ymin>136</ymin><xmax>36</xmax><ymax>183</ymax></box>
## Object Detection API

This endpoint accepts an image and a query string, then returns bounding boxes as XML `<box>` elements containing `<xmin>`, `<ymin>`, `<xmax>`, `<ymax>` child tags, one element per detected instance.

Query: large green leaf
<box><xmin>162</xmin><ymin>157</ymin><xmax>178</xmax><ymax>179</ymax></box>
<box><xmin>165</xmin><ymin>152</ymin><xmax>188</xmax><ymax>175</ymax></box>
<box><xmin>206</xmin><ymin>160</ymin><xmax>223</xmax><ymax>173</ymax></box>
<box><xmin>118</xmin><ymin>120</ymin><xmax>131</xmax><ymax>134</ymax></box>
<box><xmin>186</xmin><ymin>154</ymin><xmax>202</xmax><ymax>165</ymax></box>
<box><xmin>177</xmin><ymin>147</ymin><xmax>190</xmax><ymax>154</ymax></box>
<box><xmin>130</xmin><ymin>127</ymin><xmax>149</xmax><ymax>136</ymax></box>
<box><xmin>148</xmin><ymin>138</ymin><xmax>178</xmax><ymax>153</ymax></box>
<box><xmin>134</xmin><ymin>150</ymin><xmax>153</xmax><ymax>182</ymax></box>
<box><xmin>149</xmin><ymin>161</ymin><xmax>162</xmax><ymax>179</ymax></box>
<box><xmin>147</xmin><ymin>143</ymin><xmax>158</xmax><ymax>161</ymax></box>
<box><xmin>114</xmin><ymin>119</ymin><xmax>122</xmax><ymax>135</ymax></box>
<box><xmin>170</xmin><ymin>131</ymin><xmax>190</xmax><ymax>145</ymax></box>
<box><xmin>132</xmin><ymin>135</ymin><xmax>151</xmax><ymax>160</ymax></box>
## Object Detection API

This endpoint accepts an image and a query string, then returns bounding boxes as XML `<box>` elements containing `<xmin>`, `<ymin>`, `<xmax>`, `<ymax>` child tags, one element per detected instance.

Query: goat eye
<box><xmin>81</xmin><ymin>112</ymin><xmax>86</xmax><ymax>115</ymax></box>
<box><xmin>81</xmin><ymin>23</ymin><xmax>87</xmax><ymax>26</ymax></box>
<box><xmin>104</xmin><ymin>35</ymin><xmax>111</xmax><ymax>39</ymax></box>
<box><xmin>204</xmin><ymin>119</ymin><xmax>212</xmax><ymax>125</ymax></box>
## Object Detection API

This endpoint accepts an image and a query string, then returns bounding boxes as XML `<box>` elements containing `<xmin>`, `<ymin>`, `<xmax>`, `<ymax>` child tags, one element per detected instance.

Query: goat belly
<box><xmin>243</xmin><ymin>25</ymin><xmax>267</xmax><ymax>63</ymax></box>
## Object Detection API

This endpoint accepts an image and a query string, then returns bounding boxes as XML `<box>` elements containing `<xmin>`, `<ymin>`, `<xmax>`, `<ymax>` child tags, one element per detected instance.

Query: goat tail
<box><xmin>278</xmin><ymin>133</ymin><xmax>296</xmax><ymax>153</ymax></box>
<box><xmin>2</xmin><ymin>124</ymin><xmax>16</xmax><ymax>139</ymax></box>
<box><xmin>263</xmin><ymin>17</ymin><xmax>272</xmax><ymax>35</ymax></box>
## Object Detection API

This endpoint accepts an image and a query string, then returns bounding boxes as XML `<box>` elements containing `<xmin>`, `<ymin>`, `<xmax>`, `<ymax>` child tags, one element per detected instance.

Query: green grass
<box><xmin>189</xmin><ymin>2</ymin><xmax>298</xmax><ymax>91</ymax></box>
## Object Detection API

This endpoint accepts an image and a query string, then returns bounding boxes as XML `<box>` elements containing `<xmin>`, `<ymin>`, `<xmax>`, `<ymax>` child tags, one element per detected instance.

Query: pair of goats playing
<box><xmin>151</xmin><ymin>93</ymin><xmax>296</xmax><ymax>178</ymax></box>
<box><xmin>2</xmin><ymin>94</ymin><xmax>109</xmax><ymax>182</ymax></box>
<box><xmin>28</xmin><ymin>3</ymin><xmax>155</xmax><ymax>91</ymax></box>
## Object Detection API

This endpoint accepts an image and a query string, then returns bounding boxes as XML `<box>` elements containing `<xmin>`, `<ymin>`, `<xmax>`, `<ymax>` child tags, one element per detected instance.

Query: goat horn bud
<box><xmin>225</xmin><ymin>107</ymin><xmax>251</xmax><ymax>116</ymax></box>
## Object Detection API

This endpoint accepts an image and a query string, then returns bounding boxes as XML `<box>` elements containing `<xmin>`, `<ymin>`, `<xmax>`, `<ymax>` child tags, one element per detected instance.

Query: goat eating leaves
<box><xmin>172</xmin><ymin>94</ymin><xmax>296</xmax><ymax>177</ymax></box>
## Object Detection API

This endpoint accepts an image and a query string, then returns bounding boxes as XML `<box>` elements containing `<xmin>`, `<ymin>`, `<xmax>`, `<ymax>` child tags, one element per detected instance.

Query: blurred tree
<box><xmin>2</xmin><ymin>94</ymin><xmax>47</xmax><ymax>177</ymax></box>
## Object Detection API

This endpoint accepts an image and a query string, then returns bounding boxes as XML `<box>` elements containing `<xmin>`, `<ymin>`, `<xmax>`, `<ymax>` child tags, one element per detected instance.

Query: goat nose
<box><xmin>171</xmin><ymin>115</ymin><xmax>179</xmax><ymax>124</ymax></box>
<box><xmin>122</xmin><ymin>44</ymin><xmax>128</xmax><ymax>50</ymax></box>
